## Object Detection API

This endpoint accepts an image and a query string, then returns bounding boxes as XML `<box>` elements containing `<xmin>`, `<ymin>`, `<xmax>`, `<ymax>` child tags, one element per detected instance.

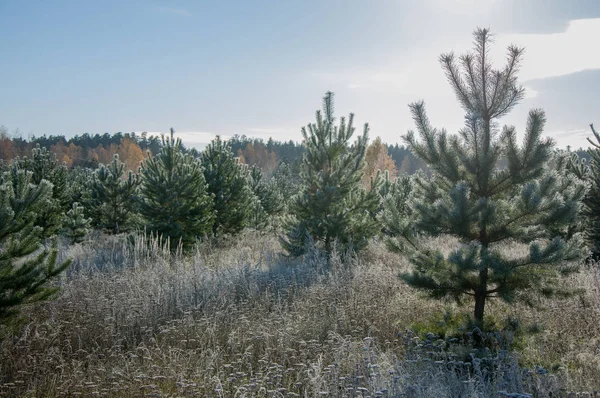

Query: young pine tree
<box><xmin>62</xmin><ymin>202</ymin><xmax>92</xmax><ymax>244</ymax></box>
<box><xmin>380</xmin><ymin>172</ymin><xmax>413</xmax><ymax>238</ymax></box>
<box><xmin>272</xmin><ymin>162</ymin><xmax>301</xmax><ymax>210</ymax></box>
<box><xmin>67</xmin><ymin>167</ymin><xmax>95</xmax><ymax>206</ymax></box>
<box><xmin>0</xmin><ymin>168</ymin><xmax>71</xmax><ymax>327</ymax></box>
<box><xmin>88</xmin><ymin>154</ymin><xmax>140</xmax><ymax>234</ymax></box>
<box><xmin>584</xmin><ymin>124</ymin><xmax>600</xmax><ymax>260</ymax></box>
<box><xmin>281</xmin><ymin>92</ymin><xmax>382</xmax><ymax>256</ymax></box>
<box><xmin>14</xmin><ymin>145</ymin><xmax>70</xmax><ymax>237</ymax></box>
<box><xmin>201</xmin><ymin>136</ymin><xmax>253</xmax><ymax>236</ymax></box>
<box><xmin>139</xmin><ymin>129</ymin><xmax>214</xmax><ymax>250</ymax></box>
<box><xmin>248</xmin><ymin>165</ymin><xmax>285</xmax><ymax>230</ymax></box>
<box><xmin>392</xmin><ymin>29</ymin><xmax>585</xmax><ymax>326</ymax></box>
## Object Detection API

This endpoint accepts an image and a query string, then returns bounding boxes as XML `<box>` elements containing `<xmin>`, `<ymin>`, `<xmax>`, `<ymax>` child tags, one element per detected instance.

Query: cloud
<box><xmin>523</xmin><ymin>86</ymin><xmax>538</xmax><ymax>99</ymax></box>
<box><xmin>554</xmin><ymin>128</ymin><xmax>589</xmax><ymax>138</ymax></box>
<box><xmin>312</xmin><ymin>18</ymin><xmax>600</xmax><ymax>97</ymax></box>
<box><xmin>493</xmin><ymin>18</ymin><xmax>600</xmax><ymax>81</ymax></box>
<box><xmin>157</xmin><ymin>7</ymin><xmax>192</xmax><ymax>17</ymax></box>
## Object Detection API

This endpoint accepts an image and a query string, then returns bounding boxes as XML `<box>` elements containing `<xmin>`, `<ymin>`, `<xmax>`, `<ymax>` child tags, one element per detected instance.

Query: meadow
<box><xmin>1</xmin><ymin>231</ymin><xmax>599</xmax><ymax>397</ymax></box>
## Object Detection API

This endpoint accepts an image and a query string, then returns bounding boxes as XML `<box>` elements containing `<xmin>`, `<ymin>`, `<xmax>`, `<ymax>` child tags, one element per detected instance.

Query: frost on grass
<box><xmin>0</xmin><ymin>232</ymin><xmax>599</xmax><ymax>396</ymax></box>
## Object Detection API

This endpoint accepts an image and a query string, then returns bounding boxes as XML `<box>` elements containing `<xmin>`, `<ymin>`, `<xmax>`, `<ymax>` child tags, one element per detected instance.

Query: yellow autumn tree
<box><xmin>237</xmin><ymin>142</ymin><xmax>278</xmax><ymax>176</ymax></box>
<box><xmin>363</xmin><ymin>137</ymin><xmax>397</xmax><ymax>187</ymax></box>
<box><xmin>89</xmin><ymin>145</ymin><xmax>113</xmax><ymax>166</ymax></box>
<box><xmin>116</xmin><ymin>137</ymin><xmax>145</xmax><ymax>172</ymax></box>
<box><xmin>51</xmin><ymin>141</ymin><xmax>85</xmax><ymax>168</ymax></box>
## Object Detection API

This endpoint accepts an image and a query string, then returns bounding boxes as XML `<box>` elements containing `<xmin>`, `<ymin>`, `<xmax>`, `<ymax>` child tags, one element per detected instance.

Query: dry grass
<box><xmin>0</xmin><ymin>232</ymin><xmax>599</xmax><ymax>397</ymax></box>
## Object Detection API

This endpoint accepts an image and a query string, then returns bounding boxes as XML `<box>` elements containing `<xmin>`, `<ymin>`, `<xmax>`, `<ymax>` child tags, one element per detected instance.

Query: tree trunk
<box><xmin>474</xmin><ymin>268</ymin><xmax>488</xmax><ymax>326</ymax></box>
<box><xmin>475</xmin><ymin>224</ymin><xmax>489</xmax><ymax>326</ymax></box>
<box><xmin>474</xmin><ymin>289</ymin><xmax>486</xmax><ymax>325</ymax></box>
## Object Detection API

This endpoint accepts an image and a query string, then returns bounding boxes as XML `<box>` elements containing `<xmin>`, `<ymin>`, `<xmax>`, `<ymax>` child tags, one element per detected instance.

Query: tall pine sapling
<box><xmin>139</xmin><ymin>129</ymin><xmax>214</xmax><ymax>250</ymax></box>
<box><xmin>0</xmin><ymin>168</ymin><xmax>71</xmax><ymax>327</ymax></box>
<box><xmin>281</xmin><ymin>92</ymin><xmax>382</xmax><ymax>256</ymax></box>
<box><xmin>392</xmin><ymin>28</ymin><xmax>585</xmax><ymax>326</ymax></box>
<box><xmin>201</xmin><ymin>136</ymin><xmax>253</xmax><ymax>237</ymax></box>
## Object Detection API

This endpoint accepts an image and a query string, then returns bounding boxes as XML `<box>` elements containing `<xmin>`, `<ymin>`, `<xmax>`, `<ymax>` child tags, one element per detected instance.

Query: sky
<box><xmin>0</xmin><ymin>0</ymin><xmax>599</xmax><ymax>149</ymax></box>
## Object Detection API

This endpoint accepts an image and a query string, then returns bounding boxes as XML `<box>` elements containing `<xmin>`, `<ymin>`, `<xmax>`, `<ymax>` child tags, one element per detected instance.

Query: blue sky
<box><xmin>1</xmin><ymin>0</ymin><xmax>599</xmax><ymax>149</ymax></box>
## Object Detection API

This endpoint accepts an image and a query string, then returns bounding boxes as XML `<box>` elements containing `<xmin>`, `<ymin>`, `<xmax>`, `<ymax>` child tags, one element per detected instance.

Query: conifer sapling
<box><xmin>282</xmin><ymin>92</ymin><xmax>382</xmax><ymax>256</ymax></box>
<box><xmin>201</xmin><ymin>136</ymin><xmax>253</xmax><ymax>237</ymax></box>
<box><xmin>139</xmin><ymin>129</ymin><xmax>214</xmax><ymax>250</ymax></box>
<box><xmin>0</xmin><ymin>168</ymin><xmax>71</xmax><ymax>327</ymax></box>
<box><xmin>391</xmin><ymin>29</ymin><xmax>585</xmax><ymax>326</ymax></box>
<box><xmin>62</xmin><ymin>202</ymin><xmax>92</xmax><ymax>244</ymax></box>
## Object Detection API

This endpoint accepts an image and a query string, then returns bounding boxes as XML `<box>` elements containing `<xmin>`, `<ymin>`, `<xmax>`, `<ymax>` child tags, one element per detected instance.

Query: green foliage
<box><xmin>139</xmin><ymin>129</ymin><xmax>214</xmax><ymax>250</ymax></box>
<box><xmin>201</xmin><ymin>136</ymin><xmax>253</xmax><ymax>236</ymax></box>
<box><xmin>405</xmin><ymin>309</ymin><xmax>539</xmax><ymax>367</ymax></box>
<box><xmin>584</xmin><ymin>124</ymin><xmax>600</xmax><ymax>260</ymax></box>
<box><xmin>67</xmin><ymin>167</ymin><xmax>95</xmax><ymax>205</ymax></box>
<box><xmin>88</xmin><ymin>154</ymin><xmax>140</xmax><ymax>234</ymax></box>
<box><xmin>392</xmin><ymin>29</ymin><xmax>585</xmax><ymax>326</ymax></box>
<box><xmin>281</xmin><ymin>92</ymin><xmax>382</xmax><ymax>256</ymax></box>
<box><xmin>547</xmin><ymin>149</ymin><xmax>589</xmax><ymax>242</ymax></box>
<box><xmin>0</xmin><ymin>168</ymin><xmax>71</xmax><ymax>327</ymax></box>
<box><xmin>62</xmin><ymin>202</ymin><xmax>92</xmax><ymax>244</ymax></box>
<box><xmin>13</xmin><ymin>145</ymin><xmax>69</xmax><ymax>237</ymax></box>
<box><xmin>248</xmin><ymin>166</ymin><xmax>284</xmax><ymax>230</ymax></box>
<box><xmin>271</xmin><ymin>162</ymin><xmax>301</xmax><ymax>210</ymax></box>
<box><xmin>380</xmin><ymin>172</ymin><xmax>414</xmax><ymax>242</ymax></box>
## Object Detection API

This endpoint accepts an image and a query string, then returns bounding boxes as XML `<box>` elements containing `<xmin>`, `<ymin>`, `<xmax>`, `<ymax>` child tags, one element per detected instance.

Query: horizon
<box><xmin>1</xmin><ymin>127</ymin><xmax>598</xmax><ymax>153</ymax></box>
<box><xmin>1</xmin><ymin>1</ymin><xmax>599</xmax><ymax>150</ymax></box>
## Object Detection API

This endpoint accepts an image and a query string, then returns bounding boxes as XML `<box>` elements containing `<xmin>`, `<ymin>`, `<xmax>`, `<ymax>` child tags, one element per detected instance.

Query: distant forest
<box><xmin>0</xmin><ymin>126</ymin><xmax>590</xmax><ymax>176</ymax></box>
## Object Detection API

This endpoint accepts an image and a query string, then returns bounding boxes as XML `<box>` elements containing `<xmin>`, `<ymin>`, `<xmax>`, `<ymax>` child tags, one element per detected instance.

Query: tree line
<box><xmin>0</xmin><ymin>125</ymin><xmax>431</xmax><ymax>177</ymax></box>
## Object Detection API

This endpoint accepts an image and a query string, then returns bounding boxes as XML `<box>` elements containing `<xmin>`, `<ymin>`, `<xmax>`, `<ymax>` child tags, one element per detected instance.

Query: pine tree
<box><xmin>380</xmin><ymin>172</ymin><xmax>413</xmax><ymax>239</ymax></box>
<box><xmin>272</xmin><ymin>162</ymin><xmax>301</xmax><ymax>210</ymax></box>
<box><xmin>13</xmin><ymin>145</ymin><xmax>69</xmax><ymax>237</ymax></box>
<box><xmin>62</xmin><ymin>202</ymin><xmax>92</xmax><ymax>244</ymax></box>
<box><xmin>88</xmin><ymin>154</ymin><xmax>140</xmax><ymax>234</ymax></box>
<box><xmin>0</xmin><ymin>168</ymin><xmax>71</xmax><ymax>327</ymax></box>
<box><xmin>584</xmin><ymin>124</ymin><xmax>600</xmax><ymax>260</ymax></box>
<box><xmin>392</xmin><ymin>29</ymin><xmax>585</xmax><ymax>326</ymax></box>
<box><xmin>281</xmin><ymin>92</ymin><xmax>382</xmax><ymax>256</ymax></box>
<box><xmin>67</xmin><ymin>167</ymin><xmax>95</xmax><ymax>206</ymax></box>
<box><xmin>139</xmin><ymin>129</ymin><xmax>214</xmax><ymax>250</ymax></box>
<box><xmin>248</xmin><ymin>165</ymin><xmax>284</xmax><ymax>230</ymax></box>
<box><xmin>201</xmin><ymin>136</ymin><xmax>253</xmax><ymax>236</ymax></box>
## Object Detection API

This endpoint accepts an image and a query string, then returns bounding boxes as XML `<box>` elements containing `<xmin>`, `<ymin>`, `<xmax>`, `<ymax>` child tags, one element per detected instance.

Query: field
<box><xmin>1</xmin><ymin>232</ymin><xmax>599</xmax><ymax>397</ymax></box>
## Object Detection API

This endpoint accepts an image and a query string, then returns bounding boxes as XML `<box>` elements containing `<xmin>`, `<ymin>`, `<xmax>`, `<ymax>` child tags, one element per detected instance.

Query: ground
<box><xmin>1</xmin><ymin>231</ymin><xmax>599</xmax><ymax>397</ymax></box>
